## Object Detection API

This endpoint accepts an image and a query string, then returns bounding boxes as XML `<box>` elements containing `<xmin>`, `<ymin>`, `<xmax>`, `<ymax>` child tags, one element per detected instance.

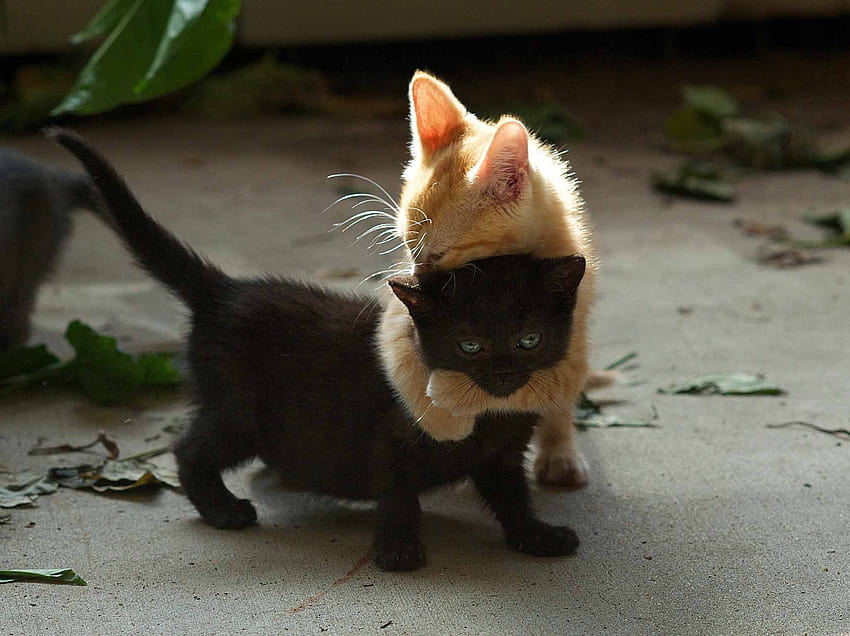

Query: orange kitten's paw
<box><xmin>534</xmin><ymin>450</ymin><xmax>588</xmax><ymax>488</ymax></box>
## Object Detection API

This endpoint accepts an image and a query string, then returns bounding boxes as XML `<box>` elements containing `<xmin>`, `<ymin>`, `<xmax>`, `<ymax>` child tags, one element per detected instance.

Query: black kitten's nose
<box><xmin>486</xmin><ymin>372</ymin><xmax>531</xmax><ymax>397</ymax></box>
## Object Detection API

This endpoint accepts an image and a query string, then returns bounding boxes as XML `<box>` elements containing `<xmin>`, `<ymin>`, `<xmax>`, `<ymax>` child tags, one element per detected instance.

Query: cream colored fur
<box><xmin>376</xmin><ymin>71</ymin><xmax>598</xmax><ymax>486</ymax></box>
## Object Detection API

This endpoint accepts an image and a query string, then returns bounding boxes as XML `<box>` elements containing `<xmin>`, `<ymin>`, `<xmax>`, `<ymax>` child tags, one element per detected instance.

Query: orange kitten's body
<box><xmin>377</xmin><ymin>72</ymin><xmax>598</xmax><ymax>486</ymax></box>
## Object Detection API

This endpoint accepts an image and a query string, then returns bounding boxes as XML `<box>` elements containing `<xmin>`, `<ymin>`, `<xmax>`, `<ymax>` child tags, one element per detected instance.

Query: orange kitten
<box><xmin>377</xmin><ymin>71</ymin><xmax>599</xmax><ymax>486</ymax></box>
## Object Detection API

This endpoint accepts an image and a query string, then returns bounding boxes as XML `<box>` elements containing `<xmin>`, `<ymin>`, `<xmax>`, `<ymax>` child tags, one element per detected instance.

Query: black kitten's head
<box><xmin>388</xmin><ymin>254</ymin><xmax>585</xmax><ymax>399</ymax></box>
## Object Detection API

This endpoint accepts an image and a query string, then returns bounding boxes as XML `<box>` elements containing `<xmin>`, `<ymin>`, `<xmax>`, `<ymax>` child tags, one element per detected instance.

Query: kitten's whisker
<box><xmin>379</xmin><ymin>240</ymin><xmax>415</xmax><ymax>256</ymax></box>
<box><xmin>327</xmin><ymin>173</ymin><xmax>402</xmax><ymax>212</ymax></box>
<box><xmin>351</xmin><ymin>198</ymin><xmax>396</xmax><ymax>216</ymax></box>
<box><xmin>334</xmin><ymin>212</ymin><xmax>395</xmax><ymax>233</ymax></box>
<box><xmin>408</xmin><ymin>206</ymin><xmax>430</xmax><ymax>223</ymax></box>
<box><xmin>368</xmin><ymin>232</ymin><xmax>402</xmax><ymax>251</ymax></box>
<box><xmin>355</xmin><ymin>223</ymin><xmax>395</xmax><ymax>242</ymax></box>
<box><xmin>321</xmin><ymin>191</ymin><xmax>391</xmax><ymax>215</ymax></box>
<box><xmin>407</xmin><ymin>232</ymin><xmax>428</xmax><ymax>260</ymax></box>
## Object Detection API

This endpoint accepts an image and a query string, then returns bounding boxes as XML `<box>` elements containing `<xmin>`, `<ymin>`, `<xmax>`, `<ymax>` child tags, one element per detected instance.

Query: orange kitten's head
<box><xmin>399</xmin><ymin>71</ymin><xmax>581</xmax><ymax>271</ymax></box>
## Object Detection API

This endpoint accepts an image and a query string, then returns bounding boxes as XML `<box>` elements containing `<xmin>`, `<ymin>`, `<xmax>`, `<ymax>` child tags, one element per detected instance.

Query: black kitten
<box><xmin>51</xmin><ymin>128</ymin><xmax>586</xmax><ymax>572</ymax></box>
<box><xmin>0</xmin><ymin>147</ymin><xmax>100</xmax><ymax>351</ymax></box>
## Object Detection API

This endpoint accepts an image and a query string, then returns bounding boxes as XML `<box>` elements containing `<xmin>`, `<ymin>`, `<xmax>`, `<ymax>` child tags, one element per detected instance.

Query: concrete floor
<box><xmin>2</xmin><ymin>52</ymin><xmax>850</xmax><ymax>634</ymax></box>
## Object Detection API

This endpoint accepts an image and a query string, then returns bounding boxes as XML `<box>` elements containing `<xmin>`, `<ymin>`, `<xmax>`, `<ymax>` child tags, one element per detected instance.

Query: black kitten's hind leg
<box><xmin>372</xmin><ymin>479</ymin><xmax>426</xmax><ymax>572</ymax></box>
<box><xmin>472</xmin><ymin>453</ymin><xmax>579</xmax><ymax>557</ymax></box>
<box><xmin>174</xmin><ymin>415</ymin><xmax>257</xmax><ymax>530</ymax></box>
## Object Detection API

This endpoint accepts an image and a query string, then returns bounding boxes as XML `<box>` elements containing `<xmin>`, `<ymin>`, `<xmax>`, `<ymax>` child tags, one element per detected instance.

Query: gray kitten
<box><xmin>0</xmin><ymin>147</ymin><xmax>99</xmax><ymax>351</ymax></box>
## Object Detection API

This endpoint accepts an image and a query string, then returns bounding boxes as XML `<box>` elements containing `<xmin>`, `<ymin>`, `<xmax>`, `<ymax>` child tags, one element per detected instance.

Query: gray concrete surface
<box><xmin>2</xmin><ymin>54</ymin><xmax>849</xmax><ymax>634</ymax></box>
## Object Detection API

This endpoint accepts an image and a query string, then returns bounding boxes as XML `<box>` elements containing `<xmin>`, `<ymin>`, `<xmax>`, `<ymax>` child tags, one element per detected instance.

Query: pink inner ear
<box><xmin>473</xmin><ymin>120</ymin><xmax>529</xmax><ymax>202</ymax></box>
<box><xmin>411</xmin><ymin>75</ymin><xmax>465</xmax><ymax>157</ymax></box>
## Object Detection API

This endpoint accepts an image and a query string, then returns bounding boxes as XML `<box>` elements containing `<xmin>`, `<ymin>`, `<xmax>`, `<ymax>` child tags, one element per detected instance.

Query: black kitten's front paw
<box><xmin>506</xmin><ymin>520</ymin><xmax>579</xmax><ymax>557</ymax></box>
<box><xmin>201</xmin><ymin>498</ymin><xmax>257</xmax><ymax>530</ymax></box>
<box><xmin>373</xmin><ymin>535</ymin><xmax>426</xmax><ymax>572</ymax></box>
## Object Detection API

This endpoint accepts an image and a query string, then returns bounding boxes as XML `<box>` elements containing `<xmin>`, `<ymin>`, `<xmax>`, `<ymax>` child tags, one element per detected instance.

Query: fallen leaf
<box><xmin>734</xmin><ymin>219</ymin><xmax>788</xmax><ymax>240</ymax></box>
<box><xmin>652</xmin><ymin>161</ymin><xmax>735</xmax><ymax>202</ymax></box>
<box><xmin>756</xmin><ymin>244</ymin><xmax>824</xmax><ymax>269</ymax></box>
<box><xmin>0</xmin><ymin>568</ymin><xmax>86</xmax><ymax>585</ymax></box>
<box><xmin>48</xmin><ymin>457</ymin><xmax>178</xmax><ymax>492</ymax></box>
<box><xmin>574</xmin><ymin>393</ymin><xmax>657</xmax><ymax>429</ymax></box>
<box><xmin>0</xmin><ymin>345</ymin><xmax>60</xmax><ymax>381</ymax></box>
<box><xmin>682</xmin><ymin>85</ymin><xmax>740</xmax><ymax>120</ymax></box>
<box><xmin>0</xmin><ymin>473</ymin><xmax>59</xmax><ymax>508</ymax></box>
<box><xmin>798</xmin><ymin>209</ymin><xmax>850</xmax><ymax>247</ymax></box>
<box><xmin>0</xmin><ymin>320</ymin><xmax>183</xmax><ymax>404</ymax></box>
<box><xmin>658</xmin><ymin>372</ymin><xmax>785</xmax><ymax>395</ymax></box>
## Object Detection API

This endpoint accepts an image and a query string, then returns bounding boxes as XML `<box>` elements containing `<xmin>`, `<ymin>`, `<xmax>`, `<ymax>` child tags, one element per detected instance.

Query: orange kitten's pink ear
<box><xmin>409</xmin><ymin>72</ymin><xmax>466</xmax><ymax>158</ymax></box>
<box><xmin>472</xmin><ymin>120</ymin><xmax>529</xmax><ymax>203</ymax></box>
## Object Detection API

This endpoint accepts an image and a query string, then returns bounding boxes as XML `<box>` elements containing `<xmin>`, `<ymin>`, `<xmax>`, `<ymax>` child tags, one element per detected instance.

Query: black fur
<box><xmin>0</xmin><ymin>147</ymin><xmax>100</xmax><ymax>351</ymax></box>
<box><xmin>50</xmin><ymin>128</ymin><xmax>582</xmax><ymax>571</ymax></box>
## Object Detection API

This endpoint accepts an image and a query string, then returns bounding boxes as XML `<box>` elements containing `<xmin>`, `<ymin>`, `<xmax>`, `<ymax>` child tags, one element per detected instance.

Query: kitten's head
<box><xmin>388</xmin><ymin>254</ymin><xmax>585</xmax><ymax>404</ymax></box>
<box><xmin>400</xmin><ymin>72</ymin><xmax>575</xmax><ymax>270</ymax></box>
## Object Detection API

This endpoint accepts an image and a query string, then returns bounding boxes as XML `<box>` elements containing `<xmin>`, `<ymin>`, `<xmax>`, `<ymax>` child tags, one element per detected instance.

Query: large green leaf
<box><xmin>0</xmin><ymin>569</ymin><xmax>87</xmax><ymax>585</ymax></box>
<box><xmin>65</xmin><ymin>320</ymin><xmax>143</xmax><ymax>405</ymax></box>
<box><xmin>70</xmin><ymin>0</ymin><xmax>136</xmax><ymax>44</ymax></box>
<box><xmin>53</xmin><ymin>0</ymin><xmax>240</xmax><ymax>115</ymax></box>
<box><xmin>136</xmin><ymin>0</ymin><xmax>240</xmax><ymax>98</ymax></box>
<box><xmin>136</xmin><ymin>352</ymin><xmax>183</xmax><ymax>385</ymax></box>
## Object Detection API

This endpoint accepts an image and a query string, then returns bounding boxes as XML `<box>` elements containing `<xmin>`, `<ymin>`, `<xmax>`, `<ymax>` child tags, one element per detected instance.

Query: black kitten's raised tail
<box><xmin>46</xmin><ymin>127</ymin><xmax>228</xmax><ymax>311</ymax></box>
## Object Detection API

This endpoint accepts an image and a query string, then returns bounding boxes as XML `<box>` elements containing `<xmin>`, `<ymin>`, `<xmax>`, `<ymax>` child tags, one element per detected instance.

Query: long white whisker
<box><xmin>355</xmin><ymin>223</ymin><xmax>395</xmax><ymax>242</ymax></box>
<box><xmin>327</xmin><ymin>173</ymin><xmax>401</xmax><ymax>211</ymax></box>
<box><xmin>333</xmin><ymin>211</ymin><xmax>394</xmax><ymax>232</ymax></box>
<box><xmin>367</xmin><ymin>230</ymin><xmax>401</xmax><ymax>250</ymax></box>
<box><xmin>321</xmin><ymin>192</ymin><xmax>394</xmax><ymax>215</ymax></box>
<box><xmin>351</xmin><ymin>198</ymin><xmax>397</xmax><ymax>214</ymax></box>
<box><xmin>379</xmin><ymin>241</ymin><xmax>414</xmax><ymax>256</ymax></box>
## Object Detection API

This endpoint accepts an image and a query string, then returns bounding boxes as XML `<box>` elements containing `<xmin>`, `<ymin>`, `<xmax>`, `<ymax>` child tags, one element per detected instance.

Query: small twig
<box><xmin>766</xmin><ymin>421</ymin><xmax>850</xmax><ymax>439</ymax></box>
<box><xmin>116</xmin><ymin>446</ymin><xmax>170</xmax><ymax>463</ymax></box>
<box><xmin>28</xmin><ymin>432</ymin><xmax>119</xmax><ymax>459</ymax></box>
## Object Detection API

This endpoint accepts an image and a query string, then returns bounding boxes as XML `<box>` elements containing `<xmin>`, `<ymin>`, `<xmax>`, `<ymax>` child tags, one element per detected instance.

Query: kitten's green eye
<box><xmin>517</xmin><ymin>333</ymin><xmax>542</xmax><ymax>349</ymax></box>
<box><xmin>459</xmin><ymin>340</ymin><xmax>482</xmax><ymax>354</ymax></box>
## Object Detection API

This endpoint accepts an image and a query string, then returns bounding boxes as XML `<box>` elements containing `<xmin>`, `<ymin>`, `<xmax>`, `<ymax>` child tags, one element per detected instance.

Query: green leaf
<box><xmin>0</xmin><ymin>345</ymin><xmax>59</xmax><ymax>381</ymax></box>
<box><xmin>135</xmin><ymin>0</ymin><xmax>240</xmax><ymax>98</ymax></box>
<box><xmin>136</xmin><ymin>353</ymin><xmax>183</xmax><ymax>386</ymax></box>
<box><xmin>65</xmin><ymin>320</ymin><xmax>142</xmax><ymax>405</ymax></box>
<box><xmin>70</xmin><ymin>0</ymin><xmax>136</xmax><ymax>44</ymax></box>
<box><xmin>54</xmin><ymin>0</ymin><xmax>240</xmax><ymax>115</ymax></box>
<box><xmin>658</xmin><ymin>372</ymin><xmax>785</xmax><ymax>396</ymax></box>
<box><xmin>0</xmin><ymin>568</ymin><xmax>87</xmax><ymax>585</ymax></box>
<box><xmin>665</xmin><ymin>106</ymin><xmax>725</xmax><ymax>147</ymax></box>
<box><xmin>682</xmin><ymin>85</ymin><xmax>739</xmax><ymax>120</ymax></box>
<box><xmin>53</xmin><ymin>0</ymin><xmax>171</xmax><ymax>115</ymax></box>
<box><xmin>652</xmin><ymin>161</ymin><xmax>735</xmax><ymax>202</ymax></box>
<box><xmin>803</xmin><ymin>209</ymin><xmax>850</xmax><ymax>235</ymax></box>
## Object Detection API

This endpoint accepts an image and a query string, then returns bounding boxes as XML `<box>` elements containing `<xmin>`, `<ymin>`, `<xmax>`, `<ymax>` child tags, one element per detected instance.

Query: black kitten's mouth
<box><xmin>478</xmin><ymin>373</ymin><xmax>531</xmax><ymax>398</ymax></box>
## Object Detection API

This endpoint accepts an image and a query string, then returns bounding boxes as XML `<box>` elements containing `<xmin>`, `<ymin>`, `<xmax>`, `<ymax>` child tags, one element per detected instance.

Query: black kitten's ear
<box><xmin>388</xmin><ymin>275</ymin><xmax>432</xmax><ymax>317</ymax></box>
<box><xmin>542</xmin><ymin>254</ymin><xmax>586</xmax><ymax>298</ymax></box>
